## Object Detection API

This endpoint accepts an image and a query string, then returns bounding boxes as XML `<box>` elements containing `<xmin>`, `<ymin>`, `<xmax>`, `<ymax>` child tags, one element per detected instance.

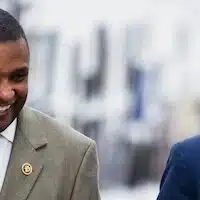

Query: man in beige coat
<box><xmin>0</xmin><ymin>9</ymin><xmax>101</xmax><ymax>200</ymax></box>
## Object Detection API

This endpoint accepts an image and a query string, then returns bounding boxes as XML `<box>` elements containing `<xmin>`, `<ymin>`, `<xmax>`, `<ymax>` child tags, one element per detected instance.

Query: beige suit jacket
<box><xmin>0</xmin><ymin>106</ymin><xmax>101</xmax><ymax>200</ymax></box>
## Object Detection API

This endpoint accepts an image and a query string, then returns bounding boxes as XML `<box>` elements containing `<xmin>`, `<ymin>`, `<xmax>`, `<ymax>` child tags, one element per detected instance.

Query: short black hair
<box><xmin>0</xmin><ymin>9</ymin><xmax>28</xmax><ymax>43</ymax></box>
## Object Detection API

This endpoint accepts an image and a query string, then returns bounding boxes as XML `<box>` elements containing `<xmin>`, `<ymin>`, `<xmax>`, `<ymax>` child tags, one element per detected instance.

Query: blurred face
<box><xmin>0</xmin><ymin>38</ymin><xmax>29</xmax><ymax>132</ymax></box>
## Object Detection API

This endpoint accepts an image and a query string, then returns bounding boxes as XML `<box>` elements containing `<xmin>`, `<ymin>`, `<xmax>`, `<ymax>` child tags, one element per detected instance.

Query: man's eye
<box><xmin>11</xmin><ymin>73</ymin><xmax>27</xmax><ymax>82</ymax></box>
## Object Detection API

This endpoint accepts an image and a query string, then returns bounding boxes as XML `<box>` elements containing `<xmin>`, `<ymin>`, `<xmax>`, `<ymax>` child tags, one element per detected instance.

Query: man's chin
<box><xmin>0</xmin><ymin>109</ymin><xmax>14</xmax><ymax>132</ymax></box>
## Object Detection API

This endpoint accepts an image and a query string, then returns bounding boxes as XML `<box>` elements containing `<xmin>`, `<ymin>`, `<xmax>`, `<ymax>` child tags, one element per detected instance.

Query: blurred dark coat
<box><xmin>0</xmin><ymin>106</ymin><xmax>101</xmax><ymax>200</ymax></box>
<box><xmin>157</xmin><ymin>135</ymin><xmax>200</xmax><ymax>200</ymax></box>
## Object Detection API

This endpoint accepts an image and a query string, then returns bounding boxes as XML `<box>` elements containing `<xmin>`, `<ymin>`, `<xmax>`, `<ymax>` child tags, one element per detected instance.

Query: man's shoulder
<box><xmin>172</xmin><ymin>135</ymin><xmax>200</xmax><ymax>162</ymax></box>
<box><xmin>21</xmin><ymin>106</ymin><xmax>93</xmax><ymax>152</ymax></box>
<box><xmin>174</xmin><ymin>135</ymin><xmax>200</xmax><ymax>150</ymax></box>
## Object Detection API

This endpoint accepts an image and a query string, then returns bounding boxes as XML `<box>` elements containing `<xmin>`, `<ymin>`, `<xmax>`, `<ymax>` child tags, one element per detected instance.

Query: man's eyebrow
<box><xmin>12</xmin><ymin>66</ymin><xmax>28</xmax><ymax>73</ymax></box>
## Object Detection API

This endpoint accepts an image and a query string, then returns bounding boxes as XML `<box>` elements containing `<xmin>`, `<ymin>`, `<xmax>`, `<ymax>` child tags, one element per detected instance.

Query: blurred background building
<box><xmin>2</xmin><ymin>0</ymin><xmax>200</xmax><ymax>199</ymax></box>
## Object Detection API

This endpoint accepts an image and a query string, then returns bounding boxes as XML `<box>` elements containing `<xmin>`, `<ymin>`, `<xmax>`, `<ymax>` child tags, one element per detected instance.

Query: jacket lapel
<box><xmin>0</xmin><ymin>107</ymin><xmax>48</xmax><ymax>200</ymax></box>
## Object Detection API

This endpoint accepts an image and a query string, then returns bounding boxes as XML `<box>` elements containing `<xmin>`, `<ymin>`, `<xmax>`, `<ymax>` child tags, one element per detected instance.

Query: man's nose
<box><xmin>0</xmin><ymin>81</ymin><xmax>15</xmax><ymax>103</ymax></box>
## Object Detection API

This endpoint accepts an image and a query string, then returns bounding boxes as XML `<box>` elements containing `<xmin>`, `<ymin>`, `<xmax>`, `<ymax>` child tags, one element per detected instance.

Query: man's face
<box><xmin>0</xmin><ymin>38</ymin><xmax>29</xmax><ymax>132</ymax></box>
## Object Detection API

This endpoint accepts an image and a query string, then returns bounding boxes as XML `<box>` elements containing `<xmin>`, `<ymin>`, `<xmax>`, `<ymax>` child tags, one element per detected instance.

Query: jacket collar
<box><xmin>0</xmin><ymin>106</ymin><xmax>48</xmax><ymax>200</ymax></box>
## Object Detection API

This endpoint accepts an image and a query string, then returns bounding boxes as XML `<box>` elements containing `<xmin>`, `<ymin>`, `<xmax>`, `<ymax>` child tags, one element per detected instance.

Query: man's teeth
<box><xmin>0</xmin><ymin>105</ymin><xmax>11</xmax><ymax>112</ymax></box>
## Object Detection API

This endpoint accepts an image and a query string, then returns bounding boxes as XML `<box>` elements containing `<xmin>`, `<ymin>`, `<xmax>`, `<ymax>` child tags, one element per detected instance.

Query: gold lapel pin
<box><xmin>22</xmin><ymin>163</ymin><xmax>33</xmax><ymax>176</ymax></box>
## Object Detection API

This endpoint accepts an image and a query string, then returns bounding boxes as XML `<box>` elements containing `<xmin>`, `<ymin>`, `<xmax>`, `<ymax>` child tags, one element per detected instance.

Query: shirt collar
<box><xmin>0</xmin><ymin>119</ymin><xmax>17</xmax><ymax>143</ymax></box>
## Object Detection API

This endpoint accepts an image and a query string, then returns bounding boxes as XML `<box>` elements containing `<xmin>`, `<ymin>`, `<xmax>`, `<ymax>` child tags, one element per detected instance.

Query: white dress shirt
<box><xmin>0</xmin><ymin>119</ymin><xmax>17</xmax><ymax>192</ymax></box>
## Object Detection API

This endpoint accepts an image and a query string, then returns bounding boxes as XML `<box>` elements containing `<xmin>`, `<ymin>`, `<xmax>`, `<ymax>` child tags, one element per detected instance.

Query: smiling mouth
<box><xmin>0</xmin><ymin>105</ymin><xmax>12</xmax><ymax>113</ymax></box>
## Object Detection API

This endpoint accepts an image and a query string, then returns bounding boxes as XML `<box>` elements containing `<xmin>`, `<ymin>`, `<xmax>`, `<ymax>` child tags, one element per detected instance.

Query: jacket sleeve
<box><xmin>157</xmin><ymin>143</ymin><xmax>196</xmax><ymax>200</ymax></box>
<box><xmin>70</xmin><ymin>141</ymin><xmax>101</xmax><ymax>200</ymax></box>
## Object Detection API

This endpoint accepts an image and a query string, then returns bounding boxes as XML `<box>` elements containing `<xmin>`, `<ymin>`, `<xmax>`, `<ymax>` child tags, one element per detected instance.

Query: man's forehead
<box><xmin>0</xmin><ymin>38</ymin><xmax>29</xmax><ymax>60</ymax></box>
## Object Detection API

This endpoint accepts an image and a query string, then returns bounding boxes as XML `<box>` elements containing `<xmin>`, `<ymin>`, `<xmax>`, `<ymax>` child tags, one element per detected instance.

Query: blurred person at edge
<box><xmin>0</xmin><ymin>9</ymin><xmax>100</xmax><ymax>200</ymax></box>
<box><xmin>157</xmin><ymin>136</ymin><xmax>200</xmax><ymax>198</ymax></box>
